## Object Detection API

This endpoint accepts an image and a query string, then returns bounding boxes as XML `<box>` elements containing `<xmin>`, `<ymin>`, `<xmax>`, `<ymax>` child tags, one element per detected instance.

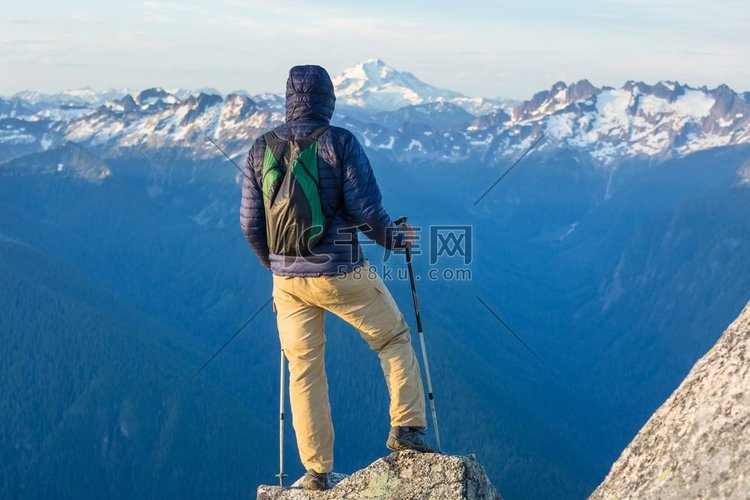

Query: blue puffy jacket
<box><xmin>240</xmin><ymin>65</ymin><xmax>405</xmax><ymax>276</ymax></box>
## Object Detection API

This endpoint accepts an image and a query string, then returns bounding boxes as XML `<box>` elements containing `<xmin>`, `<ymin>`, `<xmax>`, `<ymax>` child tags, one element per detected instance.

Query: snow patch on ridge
<box><xmin>595</xmin><ymin>89</ymin><xmax>633</xmax><ymax>134</ymax></box>
<box><xmin>673</xmin><ymin>90</ymin><xmax>714</xmax><ymax>118</ymax></box>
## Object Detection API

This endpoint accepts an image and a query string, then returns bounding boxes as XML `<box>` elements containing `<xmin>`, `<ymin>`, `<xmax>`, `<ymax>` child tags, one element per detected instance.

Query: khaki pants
<box><xmin>272</xmin><ymin>261</ymin><xmax>426</xmax><ymax>473</ymax></box>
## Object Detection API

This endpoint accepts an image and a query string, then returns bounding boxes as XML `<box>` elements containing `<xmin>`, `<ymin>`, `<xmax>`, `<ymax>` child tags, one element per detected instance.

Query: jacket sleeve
<box><xmin>240</xmin><ymin>141</ymin><xmax>271</xmax><ymax>269</ymax></box>
<box><xmin>341</xmin><ymin>133</ymin><xmax>406</xmax><ymax>250</ymax></box>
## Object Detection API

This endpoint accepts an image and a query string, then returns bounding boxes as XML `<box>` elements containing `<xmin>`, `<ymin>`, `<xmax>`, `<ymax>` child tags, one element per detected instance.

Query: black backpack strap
<box><xmin>308</xmin><ymin>125</ymin><xmax>330</xmax><ymax>141</ymax></box>
<box><xmin>263</xmin><ymin>129</ymin><xmax>286</xmax><ymax>148</ymax></box>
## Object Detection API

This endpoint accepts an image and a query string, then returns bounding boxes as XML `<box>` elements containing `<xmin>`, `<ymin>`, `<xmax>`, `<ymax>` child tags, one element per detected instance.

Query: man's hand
<box><xmin>400</xmin><ymin>223</ymin><xmax>417</xmax><ymax>248</ymax></box>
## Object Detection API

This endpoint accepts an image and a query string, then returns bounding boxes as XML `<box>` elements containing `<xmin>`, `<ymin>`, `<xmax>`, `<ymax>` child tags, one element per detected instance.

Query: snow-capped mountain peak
<box><xmin>498</xmin><ymin>79</ymin><xmax>750</xmax><ymax>164</ymax></box>
<box><xmin>135</xmin><ymin>87</ymin><xmax>179</xmax><ymax>108</ymax></box>
<box><xmin>512</xmin><ymin>79</ymin><xmax>599</xmax><ymax>121</ymax></box>
<box><xmin>332</xmin><ymin>58</ymin><xmax>465</xmax><ymax>112</ymax></box>
<box><xmin>335</xmin><ymin>58</ymin><xmax>392</xmax><ymax>83</ymax></box>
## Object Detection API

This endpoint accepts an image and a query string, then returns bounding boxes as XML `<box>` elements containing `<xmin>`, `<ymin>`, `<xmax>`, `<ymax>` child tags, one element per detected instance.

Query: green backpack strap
<box><xmin>289</xmin><ymin>126</ymin><xmax>329</xmax><ymax>241</ymax></box>
<box><xmin>261</xmin><ymin>131</ymin><xmax>287</xmax><ymax>202</ymax></box>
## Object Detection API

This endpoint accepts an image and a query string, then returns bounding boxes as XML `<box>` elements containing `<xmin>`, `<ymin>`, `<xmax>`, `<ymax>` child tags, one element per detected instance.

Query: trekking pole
<box><xmin>394</xmin><ymin>216</ymin><xmax>442</xmax><ymax>453</ymax></box>
<box><xmin>192</xmin><ymin>298</ymin><xmax>273</xmax><ymax>379</ymax></box>
<box><xmin>277</xmin><ymin>348</ymin><xmax>287</xmax><ymax>487</ymax></box>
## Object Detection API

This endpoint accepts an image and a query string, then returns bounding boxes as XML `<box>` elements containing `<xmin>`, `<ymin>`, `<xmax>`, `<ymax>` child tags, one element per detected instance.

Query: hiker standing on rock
<box><xmin>240</xmin><ymin>65</ymin><xmax>433</xmax><ymax>491</ymax></box>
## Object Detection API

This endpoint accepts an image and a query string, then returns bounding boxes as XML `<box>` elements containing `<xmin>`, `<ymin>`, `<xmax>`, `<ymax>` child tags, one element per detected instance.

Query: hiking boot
<box><xmin>386</xmin><ymin>426</ymin><xmax>435</xmax><ymax>453</ymax></box>
<box><xmin>300</xmin><ymin>469</ymin><xmax>330</xmax><ymax>491</ymax></box>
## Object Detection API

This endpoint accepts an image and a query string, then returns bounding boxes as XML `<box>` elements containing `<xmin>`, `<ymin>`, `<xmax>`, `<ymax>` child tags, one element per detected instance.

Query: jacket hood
<box><xmin>285</xmin><ymin>65</ymin><xmax>336</xmax><ymax>123</ymax></box>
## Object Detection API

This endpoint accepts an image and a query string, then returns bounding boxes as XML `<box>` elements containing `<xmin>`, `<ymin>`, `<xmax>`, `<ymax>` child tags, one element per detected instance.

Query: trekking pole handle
<box><xmin>394</xmin><ymin>216</ymin><xmax>412</xmax><ymax>257</ymax></box>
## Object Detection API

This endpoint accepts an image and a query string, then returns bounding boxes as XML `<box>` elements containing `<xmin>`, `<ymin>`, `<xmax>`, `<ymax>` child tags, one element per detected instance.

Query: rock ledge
<box><xmin>591</xmin><ymin>301</ymin><xmax>750</xmax><ymax>499</ymax></box>
<box><xmin>257</xmin><ymin>451</ymin><xmax>502</xmax><ymax>499</ymax></box>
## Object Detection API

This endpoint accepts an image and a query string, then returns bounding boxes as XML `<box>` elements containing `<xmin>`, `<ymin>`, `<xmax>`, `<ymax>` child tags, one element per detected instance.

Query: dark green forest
<box><xmin>1</xmin><ymin>143</ymin><xmax>749</xmax><ymax>499</ymax></box>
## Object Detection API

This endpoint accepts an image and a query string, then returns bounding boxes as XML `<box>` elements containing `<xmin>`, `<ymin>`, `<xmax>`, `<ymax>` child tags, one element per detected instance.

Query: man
<box><xmin>240</xmin><ymin>65</ymin><xmax>433</xmax><ymax>491</ymax></box>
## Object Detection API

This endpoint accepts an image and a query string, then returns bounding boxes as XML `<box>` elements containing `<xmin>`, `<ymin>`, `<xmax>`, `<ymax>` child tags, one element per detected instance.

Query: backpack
<box><xmin>260</xmin><ymin>125</ymin><xmax>331</xmax><ymax>256</ymax></box>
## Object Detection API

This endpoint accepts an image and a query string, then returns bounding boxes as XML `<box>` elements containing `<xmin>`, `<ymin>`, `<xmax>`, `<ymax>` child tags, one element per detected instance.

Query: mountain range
<box><xmin>2</xmin><ymin>58</ymin><xmax>749</xmax><ymax>168</ymax></box>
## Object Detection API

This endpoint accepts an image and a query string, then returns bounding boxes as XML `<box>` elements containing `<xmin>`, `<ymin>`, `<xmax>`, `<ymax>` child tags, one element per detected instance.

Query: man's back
<box><xmin>240</xmin><ymin>65</ymin><xmax>404</xmax><ymax>276</ymax></box>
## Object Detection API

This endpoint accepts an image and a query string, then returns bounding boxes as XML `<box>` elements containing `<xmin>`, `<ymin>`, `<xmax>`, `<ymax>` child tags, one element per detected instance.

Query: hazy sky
<box><xmin>2</xmin><ymin>0</ymin><xmax>748</xmax><ymax>99</ymax></box>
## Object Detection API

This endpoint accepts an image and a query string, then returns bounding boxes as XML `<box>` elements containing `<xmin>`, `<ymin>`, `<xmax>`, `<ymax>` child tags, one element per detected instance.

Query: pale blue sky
<box><xmin>2</xmin><ymin>0</ymin><xmax>748</xmax><ymax>99</ymax></box>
